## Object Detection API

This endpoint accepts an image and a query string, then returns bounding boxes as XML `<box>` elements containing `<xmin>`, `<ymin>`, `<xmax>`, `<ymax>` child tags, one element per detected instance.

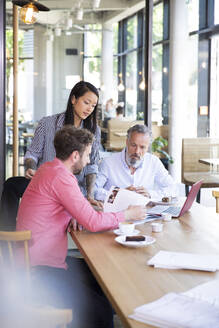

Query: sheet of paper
<box><xmin>103</xmin><ymin>186</ymin><xmax>149</xmax><ymax>212</ymax></box>
<box><xmin>183</xmin><ymin>279</ymin><xmax>219</xmax><ymax>307</ymax></box>
<box><xmin>147</xmin><ymin>250</ymin><xmax>219</xmax><ymax>272</ymax></box>
<box><xmin>129</xmin><ymin>292</ymin><xmax>219</xmax><ymax>328</ymax></box>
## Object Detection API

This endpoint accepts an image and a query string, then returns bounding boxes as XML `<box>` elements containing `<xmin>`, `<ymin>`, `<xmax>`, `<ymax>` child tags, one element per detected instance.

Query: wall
<box><xmin>34</xmin><ymin>27</ymin><xmax>83</xmax><ymax>122</ymax></box>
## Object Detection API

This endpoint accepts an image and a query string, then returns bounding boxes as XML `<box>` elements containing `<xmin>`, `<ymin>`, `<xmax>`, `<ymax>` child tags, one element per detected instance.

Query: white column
<box><xmin>101</xmin><ymin>23</ymin><xmax>114</xmax><ymax>106</ymax></box>
<box><xmin>169</xmin><ymin>0</ymin><xmax>190</xmax><ymax>182</ymax></box>
<box><xmin>46</xmin><ymin>39</ymin><xmax>53</xmax><ymax>116</ymax></box>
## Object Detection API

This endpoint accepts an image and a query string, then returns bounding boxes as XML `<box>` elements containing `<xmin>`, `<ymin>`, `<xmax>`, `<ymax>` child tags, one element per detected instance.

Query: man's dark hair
<box><xmin>54</xmin><ymin>125</ymin><xmax>94</xmax><ymax>160</ymax></box>
<box><xmin>116</xmin><ymin>106</ymin><xmax>124</xmax><ymax>116</ymax></box>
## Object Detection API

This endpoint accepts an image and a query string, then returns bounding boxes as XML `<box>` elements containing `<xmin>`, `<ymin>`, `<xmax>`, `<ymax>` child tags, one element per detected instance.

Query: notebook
<box><xmin>147</xmin><ymin>180</ymin><xmax>203</xmax><ymax>218</ymax></box>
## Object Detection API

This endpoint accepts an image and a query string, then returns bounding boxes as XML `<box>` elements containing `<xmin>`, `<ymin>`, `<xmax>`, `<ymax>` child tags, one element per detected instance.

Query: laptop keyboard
<box><xmin>147</xmin><ymin>205</ymin><xmax>181</xmax><ymax>216</ymax></box>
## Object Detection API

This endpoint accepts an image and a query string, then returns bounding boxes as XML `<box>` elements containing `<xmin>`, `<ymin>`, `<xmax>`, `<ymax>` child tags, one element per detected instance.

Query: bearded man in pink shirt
<box><xmin>16</xmin><ymin>125</ymin><xmax>146</xmax><ymax>328</ymax></box>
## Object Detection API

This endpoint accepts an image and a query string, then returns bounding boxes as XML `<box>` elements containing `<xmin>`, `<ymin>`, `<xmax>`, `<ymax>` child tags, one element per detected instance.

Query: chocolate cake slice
<box><xmin>125</xmin><ymin>235</ymin><xmax>145</xmax><ymax>242</ymax></box>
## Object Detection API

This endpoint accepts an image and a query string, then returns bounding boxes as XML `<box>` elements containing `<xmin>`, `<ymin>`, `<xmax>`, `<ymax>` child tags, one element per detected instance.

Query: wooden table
<box><xmin>71</xmin><ymin>202</ymin><xmax>219</xmax><ymax>328</ymax></box>
<box><xmin>113</xmin><ymin>132</ymin><xmax>127</xmax><ymax>137</ymax></box>
<box><xmin>199</xmin><ymin>158</ymin><xmax>219</xmax><ymax>168</ymax></box>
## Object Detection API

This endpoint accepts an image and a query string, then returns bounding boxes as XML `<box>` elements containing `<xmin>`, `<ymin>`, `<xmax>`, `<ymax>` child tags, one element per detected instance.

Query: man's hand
<box><xmin>25</xmin><ymin>168</ymin><xmax>36</xmax><ymax>180</ymax></box>
<box><xmin>124</xmin><ymin>205</ymin><xmax>147</xmax><ymax>221</ymax></box>
<box><xmin>87</xmin><ymin>197</ymin><xmax>104</xmax><ymax>211</ymax></box>
<box><xmin>126</xmin><ymin>185</ymin><xmax>151</xmax><ymax>198</ymax></box>
<box><xmin>67</xmin><ymin>218</ymin><xmax>83</xmax><ymax>232</ymax></box>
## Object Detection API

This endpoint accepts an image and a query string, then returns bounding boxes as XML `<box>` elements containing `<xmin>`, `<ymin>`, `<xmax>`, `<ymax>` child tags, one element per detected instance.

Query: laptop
<box><xmin>147</xmin><ymin>180</ymin><xmax>203</xmax><ymax>218</ymax></box>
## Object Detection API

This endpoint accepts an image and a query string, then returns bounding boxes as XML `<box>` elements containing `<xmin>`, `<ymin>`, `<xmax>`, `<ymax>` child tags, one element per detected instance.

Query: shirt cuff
<box><xmin>84</xmin><ymin>164</ymin><xmax>98</xmax><ymax>176</ymax></box>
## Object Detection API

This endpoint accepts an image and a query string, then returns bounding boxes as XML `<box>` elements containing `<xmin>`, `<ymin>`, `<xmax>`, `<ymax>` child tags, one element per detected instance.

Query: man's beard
<box><xmin>72</xmin><ymin>160</ymin><xmax>83</xmax><ymax>175</ymax></box>
<box><xmin>125</xmin><ymin>150</ymin><xmax>143</xmax><ymax>168</ymax></box>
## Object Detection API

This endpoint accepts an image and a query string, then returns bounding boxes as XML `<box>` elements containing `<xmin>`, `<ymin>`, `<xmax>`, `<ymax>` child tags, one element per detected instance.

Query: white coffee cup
<box><xmin>119</xmin><ymin>222</ymin><xmax>135</xmax><ymax>234</ymax></box>
<box><xmin>151</xmin><ymin>222</ymin><xmax>163</xmax><ymax>233</ymax></box>
<box><xmin>162</xmin><ymin>213</ymin><xmax>172</xmax><ymax>222</ymax></box>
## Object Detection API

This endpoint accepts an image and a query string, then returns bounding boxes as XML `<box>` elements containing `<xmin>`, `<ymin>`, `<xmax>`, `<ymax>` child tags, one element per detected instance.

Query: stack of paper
<box><xmin>147</xmin><ymin>250</ymin><xmax>219</xmax><ymax>272</ymax></box>
<box><xmin>129</xmin><ymin>280</ymin><xmax>219</xmax><ymax>328</ymax></box>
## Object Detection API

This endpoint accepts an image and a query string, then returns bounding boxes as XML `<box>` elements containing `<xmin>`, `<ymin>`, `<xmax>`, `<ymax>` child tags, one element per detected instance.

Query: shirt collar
<box><xmin>56</xmin><ymin>112</ymin><xmax>84</xmax><ymax>129</ymax></box>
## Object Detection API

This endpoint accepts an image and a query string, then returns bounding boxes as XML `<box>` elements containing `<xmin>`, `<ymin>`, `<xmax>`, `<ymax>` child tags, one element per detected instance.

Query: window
<box><xmin>84</xmin><ymin>24</ymin><xmax>102</xmax><ymax>87</ymax></box>
<box><xmin>117</xmin><ymin>11</ymin><xmax>144</xmax><ymax>119</ymax></box>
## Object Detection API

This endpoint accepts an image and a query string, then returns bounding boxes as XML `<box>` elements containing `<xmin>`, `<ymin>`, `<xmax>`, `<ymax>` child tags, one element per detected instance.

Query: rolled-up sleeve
<box><xmin>94</xmin><ymin>159</ymin><xmax>109</xmax><ymax>201</ymax></box>
<box><xmin>24</xmin><ymin>118</ymin><xmax>46</xmax><ymax>165</ymax></box>
<box><xmin>84</xmin><ymin>126</ymin><xmax>101</xmax><ymax>176</ymax></box>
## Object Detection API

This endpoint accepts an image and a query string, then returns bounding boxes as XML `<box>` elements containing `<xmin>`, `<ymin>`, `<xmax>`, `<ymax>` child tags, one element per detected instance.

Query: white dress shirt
<box><xmin>95</xmin><ymin>149</ymin><xmax>177</xmax><ymax>201</ymax></box>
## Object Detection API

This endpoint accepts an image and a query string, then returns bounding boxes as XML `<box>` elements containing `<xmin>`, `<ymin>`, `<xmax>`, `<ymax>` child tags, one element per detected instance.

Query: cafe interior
<box><xmin>0</xmin><ymin>0</ymin><xmax>219</xmax><ymax>327</ymax></box>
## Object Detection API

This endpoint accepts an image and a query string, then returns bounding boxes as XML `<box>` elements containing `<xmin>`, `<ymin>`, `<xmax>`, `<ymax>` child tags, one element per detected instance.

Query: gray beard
<box><xmin>125</xmin><ymin>150</ymin><xmax>143</xmax><ymax>169</ymax></box>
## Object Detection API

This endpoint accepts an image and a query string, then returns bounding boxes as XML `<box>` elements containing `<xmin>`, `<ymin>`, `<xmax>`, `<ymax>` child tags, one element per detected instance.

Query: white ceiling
<box><xmin>6</xmin><ymin>0</ymin><xmax>145</xmax><ymax>31</ymax></box>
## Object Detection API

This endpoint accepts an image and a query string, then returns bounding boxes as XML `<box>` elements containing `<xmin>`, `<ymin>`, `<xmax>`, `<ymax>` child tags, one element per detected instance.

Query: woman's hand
<box><xmin>67</xmin><ymin>218</ymin><xmax>84</xmax><ymax>232</ymax></box>
<box><xmin>25</xmin><ymin>168</ymin><xmax>36</xmax><ymax>180</ymax></box>
<box><xmin>124</xmin><ymin>205</ymin><xmax>147</xmax><ymax>222</ymax></box>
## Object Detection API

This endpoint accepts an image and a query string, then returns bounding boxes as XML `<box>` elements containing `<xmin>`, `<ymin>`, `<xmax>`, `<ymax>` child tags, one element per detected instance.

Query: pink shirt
<box><xmin>16</xmin><ymin>158</ymin><xmax>125</xmax><ymax>269</ymax></box>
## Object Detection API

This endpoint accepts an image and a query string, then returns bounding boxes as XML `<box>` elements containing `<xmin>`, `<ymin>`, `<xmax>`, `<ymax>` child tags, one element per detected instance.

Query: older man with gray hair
<box><xmin>95</xmin><ymin>124</ymin><xmax>177</xmax><ymax>201</ymax></box>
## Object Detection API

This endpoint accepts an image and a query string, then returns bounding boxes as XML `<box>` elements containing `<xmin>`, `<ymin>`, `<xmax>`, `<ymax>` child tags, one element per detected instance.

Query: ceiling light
<box><xmin>12</xmin><ymin>0</ymin><xmax>50</xmax><ymax>11</ymax></box>
<box><xmin>12</xmin><ymin>0</ymin><xmax>50</xmax><ymax>24</ymax></box>
<box><xmin>76</xmin><ymin>8</ymin><xmax>83</xmax><ymax>20</ymax></box>
<box><xmin>139</xmin><ymin>79</ymin><xmax>145</xmax><ymax>90</ymax></box>
<box><xmin>49</xmin><ymin>34</ymin><xmax>54</xmax><ymax>42</ymax></box>
<box><xmin>20</xmin><ymin>3</ymin><xmax>38</xmax><ymax>24</ymax></box>
<box><xmin>67</xmin><ymin>17</ymin><xmax>73</xmax><ymax>29</ymax></box>
<box><xmin>92</xmin><ymin>0</ymin><xmax>101</xmax><ymax>8</ymax></box>
<box><xmin>118</xmin><ymin>73</ymin><xmax>125</xmax><ymax>92</ymax></box>
<box><xmin>65</xmin><ymin>31</ymin><xmax>72</xmax><ymax>36</ymax></box>
<box><xmin>55</xmin><ymin>27</ymin><xmax>61</xmax><ymax>37</ymax></box>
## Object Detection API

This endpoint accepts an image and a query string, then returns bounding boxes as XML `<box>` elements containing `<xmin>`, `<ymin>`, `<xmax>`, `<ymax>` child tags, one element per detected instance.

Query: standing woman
<box><xmin>0</xmin><ymin>81</ymin><xmax>101</xmax><ymax>230</ymax></box>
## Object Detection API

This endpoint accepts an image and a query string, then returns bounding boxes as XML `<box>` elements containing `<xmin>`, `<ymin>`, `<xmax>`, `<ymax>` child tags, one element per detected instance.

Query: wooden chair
<box><xmin>212</xmin><ymin>191</ymin><xmax>219</xmax><ymax>213</ymax></box>
<box><xmin>0</xmin><ymin>230</ymin><xmax>31</xmax><ymax>279</ymax></box>
<box><xmin>104</xmin><ymin>119</ymin><xmax>144</xmax><ymax>151</ymax></box>
<box><xmin>2</xmin><ymin>306</ymin><xmax>73</xmax><ymax>328</ymax></box>
<box><xmin>0</xmin><ymin>230</ymin><xmax>73</xmax><ymax>328</ymax></box>
<box><xmin>182</xmin><ymin>138</ymin><xmax>219</xmax><ymax>203</ymax></box>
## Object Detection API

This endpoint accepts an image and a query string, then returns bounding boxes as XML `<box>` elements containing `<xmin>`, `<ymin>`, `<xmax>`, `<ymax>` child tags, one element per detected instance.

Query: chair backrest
<box><xmin>2</xmin><ymin>305</ymin><xmax>73</xmax><ymax>328</ymax></box>
<box><xmin>106</xmin><ymin>119</ymin><xmax>144</xmax><ymax>151</ymax></box>
<box><xmin>0</xmin><ymin>230</ymin><xmax>31</xmax><ymax>278</ymax></box>
<box><xmin>182</xmin><ymin>138</ymin><xmax>219</xmax><ymax>178</ymax></box>
<box><xmin>212</xmin><ymin>190</ymin><xmax>219</xmax><ymax>213</ymax></box>
<box><xmin>0</xmin><ymin>230</ymin><xmax>73</xmax><ymax>327</ymax></box>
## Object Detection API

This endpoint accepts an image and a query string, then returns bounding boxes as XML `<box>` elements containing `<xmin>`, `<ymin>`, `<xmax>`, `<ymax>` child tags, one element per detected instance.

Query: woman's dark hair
<box><xmin>64</xmin><ymin>81</ymin><xmax>99</xmax><ymax>134</ymax></box>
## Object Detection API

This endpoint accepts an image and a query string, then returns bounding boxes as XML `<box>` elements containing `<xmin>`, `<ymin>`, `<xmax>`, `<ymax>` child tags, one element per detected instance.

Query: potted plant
<box><xmin>151</xmin><ymin>136</ymin><xmax>174</xmax><ymax>170</ymax></box>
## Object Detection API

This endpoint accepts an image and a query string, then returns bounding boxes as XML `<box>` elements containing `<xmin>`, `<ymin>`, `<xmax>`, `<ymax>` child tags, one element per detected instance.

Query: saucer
<box><xmin>113</xmin><ymin>229</ymin><xmax>140</xmax><ymax>236</ymax></box>
<box><xmin>115</xmin><ymin>235</ymin><xmax>156</xmax><ymax>248</ymax></box>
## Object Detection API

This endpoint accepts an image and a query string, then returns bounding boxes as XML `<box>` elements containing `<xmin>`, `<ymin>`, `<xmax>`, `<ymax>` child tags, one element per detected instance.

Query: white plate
<box><xmin>148</xmin><ymin>198</ymin><xmax>178</xmax><ymax>206</ymax></box>
<box><xmin>113</xmin><ymin>229</ymin><xmax>140</xmax><ymax>236</ymax></box>
<box><xmin>115</xmin><ymin>235</ymin><xmax>156</xmax><ymax>248</ymax></box>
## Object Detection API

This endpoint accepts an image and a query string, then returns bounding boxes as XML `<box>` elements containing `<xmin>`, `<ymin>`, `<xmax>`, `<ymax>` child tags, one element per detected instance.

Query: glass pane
<box><xmin>84</xmin><ymin>24</ymin><xmax>102</xmax><ymax>56</ymax></box>
<box><xmin>127</xmin><ymin>16</ymin><xmax>137</xmax><ymax>50</ymax></box>
<box><xmin>187</xmin><ymin>0</ymin><xmax>199</xmax><ymax>32</ymax></box>
<box><xmin>6</xmin><ymin>27</ymin><xmax>34</xmax><ymax>178</ymax></box>
<box><xmin>84</xmin><ymin>57</ymin><xmax>101</xmax><ymax>88</ymax></box>
<box><xmin>185</xmin><ymin>34</ymin><xmax>198</xmax><ymax>137</ymax></box>
<box><xmin>153</xmin><ymin>3</ymin><xmax>163</xmax><ymax>43</ymax></box>
<box><xmin>152</xmin><ymin>44</ymin><xmax>163</xmax><ymax>124</ymax></box>
<box><xmin>125</xmin><ymin>51</ymin><xmax>137</xmax><ymax>119</ymax></box>
<box><xmin>113</xmin><ymin>23</ymin><xmax>118</xmax><ymax>54</ymax></box>
<box><xmin>215</xmin><ymin>0</ymin><xmax>219</xmax><ymax>24</ymax></box>
<box><xmin>210</xmin><ymin>35</ymin><xmax>219</xmax><ymax>137</ymax></box>
<box><xmin>113</xmin><ymin>56</ymin><xmax>119</xmax><ymax>101</ymax></box>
